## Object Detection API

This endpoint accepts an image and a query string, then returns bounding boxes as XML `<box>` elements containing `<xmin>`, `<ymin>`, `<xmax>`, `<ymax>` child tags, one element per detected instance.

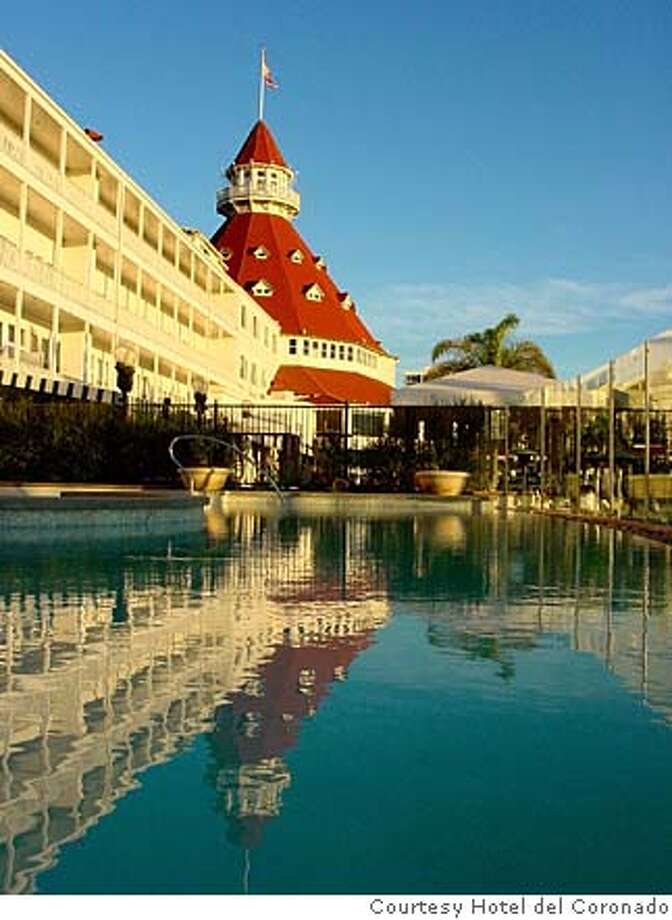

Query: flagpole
<box><xmin>258</xmin><ymin>47</ymin><xmax>265</xmax><ymax>121</ymax></box>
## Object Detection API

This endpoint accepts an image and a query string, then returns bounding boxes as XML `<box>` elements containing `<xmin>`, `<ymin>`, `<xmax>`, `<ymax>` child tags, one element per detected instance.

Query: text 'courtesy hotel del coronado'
<box><xmin>0</xmin><ymin>48</ymin><xmax>397</xmax><ymax>408</ymax></box>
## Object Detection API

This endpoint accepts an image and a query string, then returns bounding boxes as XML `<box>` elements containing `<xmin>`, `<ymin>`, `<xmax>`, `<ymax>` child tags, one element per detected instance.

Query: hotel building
<box><xmin>0</xmin><ymin>50</ymin><xmax>396</xmax><ymax>407</ymax></box>
<box><xmin>213</xmin><ymin>120</ymin><xmax>397</xmax><ymax>405</ymax></box>
<box><xmin>0</xmin><ymin>50</ymin><xmax>281</xmax><ymax>404</ymax></box>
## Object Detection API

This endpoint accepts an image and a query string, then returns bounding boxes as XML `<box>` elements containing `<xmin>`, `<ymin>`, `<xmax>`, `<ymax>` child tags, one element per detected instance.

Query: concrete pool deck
<box><xmin>0</xmin><ymin>483</ymin><xmax>490</xmax><ymax>511</ymax></box>
<box><xmin>0</xmin><ymin>484</ymin><xmax>494</xmax><ymax>536</ymax></box>
<box><xmin>0</xmin><ymin>483</ymin><xmax>207</xmax><ymax>536</ymax></box>
<box><xmin>540</xmin><ymin>508</ymin><xmax>672</xmax><ymax>547</ymax></box>
<box><xmin>2</xmin><ymin>483</ymin><xmax>672</xmax><ymax>547</ymax></box>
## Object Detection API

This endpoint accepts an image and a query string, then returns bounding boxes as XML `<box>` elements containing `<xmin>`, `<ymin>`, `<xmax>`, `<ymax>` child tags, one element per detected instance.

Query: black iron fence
<box><xmin>2</xmin><ymin>396</ymin><xmax>672</xmax><ymax>516</ymax></box>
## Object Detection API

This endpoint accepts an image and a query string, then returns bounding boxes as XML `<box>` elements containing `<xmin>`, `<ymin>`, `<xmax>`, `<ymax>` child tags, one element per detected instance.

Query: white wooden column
<box><xmin>22</xmin><ymin>94</ymin><xmax>32</xmax><ymax>145</ymax></box>
<box><xmin>83</xmin><ymin>320</ymin><xmax>91</xmax><ymax>382</ymax></box>
<box><xmin>18</xmin><ymin>182</ymin><xmax>27</xmax><ymax>253</ymax></box>
<box><xmin>14</xmin><ymin>289</ymin><xmax>23</xmax><ymax>370</ymax></box>
<box><xmin>59</xmin><ymin>129</ymin><xmax>67</xmax><ymax>176</ymax></box>
<box><xmin>54</xmin><ymin>208</ymin><xmax>64</xmax><ymax>270</ymax></box>
<box><xmin>50</xmin><ymin>303</ymin><xmax>60</xmax><ymax>373</ymax></box>
<box><xmin>85</xmin><ymin>230</ymin><xmax>95</xmax><ymax>289</ymax></box>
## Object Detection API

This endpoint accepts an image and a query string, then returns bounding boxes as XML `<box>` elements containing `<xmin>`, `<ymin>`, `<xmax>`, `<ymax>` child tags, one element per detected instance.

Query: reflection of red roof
<box><xmin>212</xmin><ymin>632</ymin><xmax>376</xmax><ymax>847</ymax></box>
<box><xmin>233</xmin><ymin>636</ymin><xmax>372</xmax><ymax>764</ymax></box>
<box><xmin>212</xmin><ymin>212</ymin><xmax>384</xmax><ymax>352</ymax></box>
<box><xmin>272</xmin><ymin>365</ymin><xmax>392</xmax><ymax>405</ymax></box>
<box><xmin>234</xmin><ymin>120</ymin><xmax>287</xmax><ymax>167</ymax></box>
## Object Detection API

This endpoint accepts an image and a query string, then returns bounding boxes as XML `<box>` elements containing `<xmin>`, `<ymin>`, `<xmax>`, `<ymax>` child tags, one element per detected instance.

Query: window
<box><xmin>347</xmin><ymin>346</ymin><xmax>353</xmax><ymax>361</ymax></box>
<box><xmin>239</xmin><ymin>355</ymin><xmax>247</xmax><ymax>379</ymax></box>
<box><xmin>312</xmin><ymin>341</ymin><xmax>319</xmax><ymax>351</ymax></box>
<box><xmin>338</xmin><ymin>345</ymin><xmax>345</xmax><ymax>360</ymax></box>
<box><xmin>252</xmin><ymin>245</ymin><xmax>269</xmax><ymax>260</ymax></box>
<box><xmin>330</xmin><ymin>344</ymin><xmax>336</xmax><ymax>359</ymax></box>
<box><xmin>240</xmin><ymin>303</ymin><xmax>247</xmax><ymax>328</ymax></box>
<box><xmin>352</xmin><ymin>410</ymin><xmax>385</xmax><ymax>438</ymax></box>
<box><xmin>272</xmin><ymin>334</ymin><xmax>277</xmax><ymax>353</ymax></box>
<box><xmin>303</xmin><ymin>340</ymin><xmax>310</xmax><ymax>356</ymax></box>
<box><xmin>253</xmin><ymin>315</ymin><xmax>258</xmax><ymax>337</ymax></box>
<box><xmin>304</xmin><ymin>283</ymin><xmax>325</xmax><ymax>302</ymax></box>
<box><xmin>251</xmin><ymin>363</ymin><xmax>257</xmax><ymax>385</ymax></box>
<box><xmin>289</xmin><ymin>249</ymin><xmax>304</xmax><ymax>264</ymax></box>
<box><xmin>321</xmin><ymin>343</ymin><xmax>327</xmax><ymax>358</ymax></box>
<box><xmin>289</xmin><ymin>338</ymin><xmax>297</xmax><ymax>355</ymax></box>
<box><xmin>249</xmin><ymin>279</ymin><xmax>274</xmax><ymax>297</ymax></box>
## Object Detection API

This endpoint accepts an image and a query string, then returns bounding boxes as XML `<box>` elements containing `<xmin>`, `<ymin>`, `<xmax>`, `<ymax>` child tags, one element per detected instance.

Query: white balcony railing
<box><xmin>0</xmin><ymin>233</ymin><xmax>116</xmax><ymax>322</ymax></box>
<box><xmin>0</xmin><ymin>122</ymin><xmax>118</xmax><ymax>239</ymax></box>
<box><xmin>0</xmin><ymin>123</ymin><xmax>247</xmax><ymax>344</ymax></box>
<box><xmin>216</xmin><ymin>183</ymin><xmax>300</xmax><ymax>213</ymax></box>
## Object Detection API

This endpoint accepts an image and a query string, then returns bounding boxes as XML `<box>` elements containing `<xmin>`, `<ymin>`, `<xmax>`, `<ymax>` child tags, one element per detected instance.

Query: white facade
<box><xmin>0</xmin><ymin>51</ymin><xmax>281</xmax><ymax>404</ymax></box>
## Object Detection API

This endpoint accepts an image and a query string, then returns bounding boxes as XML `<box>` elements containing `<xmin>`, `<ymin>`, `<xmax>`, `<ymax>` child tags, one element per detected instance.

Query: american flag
<box><xmin>262</xmin><ymin>55</ymin><xmax>278</xmax><ymax>90</ymax></box>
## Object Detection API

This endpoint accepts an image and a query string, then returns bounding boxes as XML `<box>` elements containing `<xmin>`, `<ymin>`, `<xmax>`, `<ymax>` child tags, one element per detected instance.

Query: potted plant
<box><xmin>413</xmin><ymin>440</ymin><xmax>470</xmax><ymax>497</ymax></box>
<box><xmin>176</xmin><ymin>436</ymin><xmax>233</xmax><ymax>495</ymax></box>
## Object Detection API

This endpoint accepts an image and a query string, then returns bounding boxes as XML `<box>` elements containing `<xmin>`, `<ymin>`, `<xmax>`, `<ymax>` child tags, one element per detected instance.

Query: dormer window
<box><xmin>314</xmin><ymin>256</ymin><xmax>327</xmax><ymax>271</ymax></box>
<box><xmin>251</xmin><ymin>245</ymin><xmax>269</xmax><ymax>260</ymax></box>
<box><xmin>304</xmin><ymin>283</ymin><xmax>325</xmax><ymax>302</ymax></box>
<box><xmin>248</xmin><ymin>279</ymin><xmax>274</xmax><ymax>297</ymax></box>
<box><xmin>289</xmin><ymin>249</ymin><xmax>304</xmax><ymax>264</ymax></box>
<box><xmin>220</xmin><ymin>247</ymin><xmax>232</xmax><ymax>261</ymax></box>
<box><xmin>338</xmin><ymin>292</ymin><xmax>353</xmax><ymax>310</ymax></box>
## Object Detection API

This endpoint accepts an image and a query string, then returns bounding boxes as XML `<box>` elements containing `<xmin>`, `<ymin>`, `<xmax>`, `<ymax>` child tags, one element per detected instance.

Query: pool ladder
<box><xmin>168</xmin><ymin>434</ymin><xmax>285</xmax><ymax>502</ymax></box>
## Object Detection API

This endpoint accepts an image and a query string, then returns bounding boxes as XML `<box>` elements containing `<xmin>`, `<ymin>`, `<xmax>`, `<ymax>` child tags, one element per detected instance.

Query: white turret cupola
<box><xmin>216</xmin><ymin>120</ymin><xmax>300</xmax><ymax>221</ymax></box>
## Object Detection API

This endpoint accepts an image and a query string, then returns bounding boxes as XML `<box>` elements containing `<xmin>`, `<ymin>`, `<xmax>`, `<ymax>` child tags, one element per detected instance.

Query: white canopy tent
<box><xmin>392</xmin><ymin>366</ymin><xmax>552</xmax><ymax>407</ymax></box>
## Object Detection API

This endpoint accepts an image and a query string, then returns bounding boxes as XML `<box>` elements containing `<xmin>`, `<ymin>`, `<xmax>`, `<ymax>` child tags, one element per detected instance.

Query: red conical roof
<box><xmin>234</xmin><ymin>120</ymin><xmax>287</xmax><ymax>168</ymax></box>
<box><xmin>212</xmin><ymin>212</ymin><xmax>385</xmax><ymax>351</ymax></box>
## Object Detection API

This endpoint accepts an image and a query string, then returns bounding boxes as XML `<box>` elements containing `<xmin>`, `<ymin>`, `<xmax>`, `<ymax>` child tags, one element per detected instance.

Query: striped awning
<box><xmin>0</xmin><ymin>364</ymin><xmax>115</xmax><ymax>403</ymax></box>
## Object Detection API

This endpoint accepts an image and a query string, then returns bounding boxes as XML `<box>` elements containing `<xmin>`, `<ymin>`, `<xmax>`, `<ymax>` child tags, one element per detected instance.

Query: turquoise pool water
<box><xmin>1</xmin><ymin>509</ymin><xmax>672</xmax><ymax>894</ymax></box>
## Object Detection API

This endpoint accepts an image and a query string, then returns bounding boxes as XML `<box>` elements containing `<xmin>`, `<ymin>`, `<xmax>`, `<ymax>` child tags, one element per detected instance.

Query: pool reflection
<box><xmin>0</xmin><ymin>509</ymin><xmax>671</xmax><ymax>892</ymax></box>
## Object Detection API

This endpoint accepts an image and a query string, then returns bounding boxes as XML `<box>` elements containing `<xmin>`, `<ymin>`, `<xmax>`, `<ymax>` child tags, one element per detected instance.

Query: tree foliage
<box><xmin>427</xmin><ymin>313</ymin><xmax>555</xmax><ymax>380</ymax></box>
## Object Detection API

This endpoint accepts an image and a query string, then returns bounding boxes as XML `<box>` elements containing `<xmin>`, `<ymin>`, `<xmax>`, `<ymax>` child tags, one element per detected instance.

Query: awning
<box><xmin>0</xmin><ymin>363</ymin><xmax>115</xmax><ymax>403</ymax></box>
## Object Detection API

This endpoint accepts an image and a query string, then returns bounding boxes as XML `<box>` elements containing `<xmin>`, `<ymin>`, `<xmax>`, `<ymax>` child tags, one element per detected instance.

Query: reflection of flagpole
<box><xmin>642</xmin><ymin>543</ymin><xmax>650</xmax><ymax>700</ymax></box>
<box><xmin>573</xmin><ymin>526</ymin><xmax>582</xmax><ymax>650</ymax></box>
<box><xmin>605</xmin><ymin>528</ymin><xmax>614</xmax><ymax>669</ymax></box>
<box><xmin>243</xmin><ymin>847</ymin><xmax>251</xmax><ymax>894</ymax></box>
<box><xmin>537</xmin><ymin>517</ymin><xmax>545</xmax><ymax>629</ymax></box>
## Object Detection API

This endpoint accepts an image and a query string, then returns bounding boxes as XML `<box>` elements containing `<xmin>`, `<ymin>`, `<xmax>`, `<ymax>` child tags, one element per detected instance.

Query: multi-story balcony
<box><xmin>0</xmin><ymin>233</ymin><xmax>236</xmax><ymax>385</ymax></box>
<box><xmin>0</xmin><ymin>50</ymin><xmax>282</xmax><ymax>403</ymax></box>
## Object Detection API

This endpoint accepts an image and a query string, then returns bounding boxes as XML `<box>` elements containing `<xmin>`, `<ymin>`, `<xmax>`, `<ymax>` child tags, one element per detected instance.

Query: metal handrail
<box><xmin>168</xmin><ymin>434</ymin><xmax>284</xmax><ymax>501</ymax></box>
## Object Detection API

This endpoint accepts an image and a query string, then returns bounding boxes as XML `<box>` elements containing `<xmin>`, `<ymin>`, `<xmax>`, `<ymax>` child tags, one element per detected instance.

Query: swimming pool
<box><xmin>1</xmin><ymin>507</ymin><xmax>671</xmax><ymax>894</ymax></box>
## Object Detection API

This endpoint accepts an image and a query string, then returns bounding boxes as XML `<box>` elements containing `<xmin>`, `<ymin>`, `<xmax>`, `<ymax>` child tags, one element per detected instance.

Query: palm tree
<box><xmin>426</xmin><ymin>313</ymin><xmax>555</xmax><ymax>380</ymax></box>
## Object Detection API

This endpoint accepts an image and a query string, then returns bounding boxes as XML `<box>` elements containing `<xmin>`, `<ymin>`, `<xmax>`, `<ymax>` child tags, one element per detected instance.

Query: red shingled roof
<box><xmin>234</xmin><ymin>120</ymin><xmax>287</xmax><ymax>167</ymax></box>
<box><xmin>212</xmin><ymin>211</ymin><xmax>385</xmax><ymax>351</ymax></box>
<box><xmin>271</xmin><ymin>365</ymin><xmax>392</xmax><ymax>405</ymax></box>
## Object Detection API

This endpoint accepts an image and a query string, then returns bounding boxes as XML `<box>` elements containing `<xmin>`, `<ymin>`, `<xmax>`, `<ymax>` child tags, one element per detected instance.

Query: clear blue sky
<box><xmin>5</xmin><ymin>0</ymin><xmax>672</xmax><ymax>381</ymax></box>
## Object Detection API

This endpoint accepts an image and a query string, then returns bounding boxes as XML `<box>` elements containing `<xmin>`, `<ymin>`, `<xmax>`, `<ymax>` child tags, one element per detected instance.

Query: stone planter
<box><xmin>414</xmin><ymin>470</ymin><xmax>470</xmax><ymax>497</ymax></box>
<box><xmin>179</xmin><ymin>466</ymin><xmax>232</xmax><ymax>494</ymax></box>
